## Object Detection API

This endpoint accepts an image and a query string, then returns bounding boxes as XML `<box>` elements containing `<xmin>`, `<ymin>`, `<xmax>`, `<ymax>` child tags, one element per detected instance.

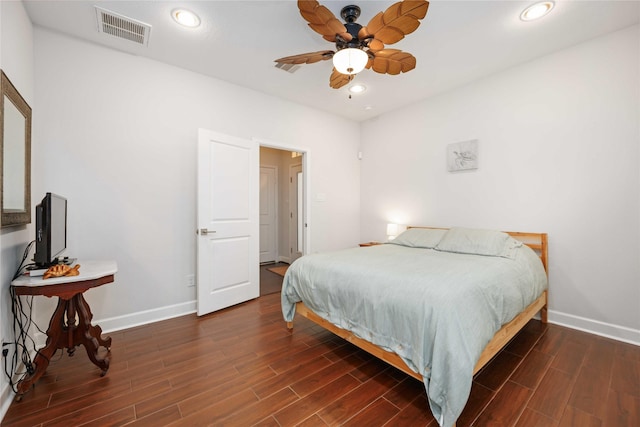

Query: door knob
<box><xmin>198</xmin><ymin>228</ymin><xmax>216</xmax><ymax>235</ymax></box>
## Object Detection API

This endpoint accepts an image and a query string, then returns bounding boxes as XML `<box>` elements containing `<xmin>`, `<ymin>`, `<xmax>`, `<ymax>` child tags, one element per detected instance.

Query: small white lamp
<box><xmin>387</xmin><ymin>223</ymin><xmax>399</xmax><ymax>240</ymax></box>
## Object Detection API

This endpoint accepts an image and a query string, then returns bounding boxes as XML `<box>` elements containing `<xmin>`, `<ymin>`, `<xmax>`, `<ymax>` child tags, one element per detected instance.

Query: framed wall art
<box><xmin>447</xmin><ymin>139</ymin><xmax>478</xmax><ymax>173</ymax></box>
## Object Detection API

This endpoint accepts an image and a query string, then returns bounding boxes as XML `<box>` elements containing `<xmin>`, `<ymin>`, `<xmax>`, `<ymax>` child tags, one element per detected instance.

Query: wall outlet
<box><xmin>186</xmin><ymin>274</ymin><xmax>195</xmax><ymax>287</ymax></box>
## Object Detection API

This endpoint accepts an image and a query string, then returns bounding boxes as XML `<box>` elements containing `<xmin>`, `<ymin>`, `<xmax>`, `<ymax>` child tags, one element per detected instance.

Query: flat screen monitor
<box><xmin>34</xmin><ymin>193</ymin><xmax>67</xmax><ymax>267</ymax></box>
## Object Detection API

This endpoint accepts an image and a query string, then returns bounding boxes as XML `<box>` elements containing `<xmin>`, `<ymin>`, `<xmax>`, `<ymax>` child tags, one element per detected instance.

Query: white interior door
<box><xmin>289</xmin><ymin>163</ymin><xmax>303</xmax><ymax>263</ymax></box>
<box><xmin>197</xmin><ymin>129</ymin><xmax>259</xmax><ymax>316</ymax></box>
<box><xmin>259</xmin><ymin>166</ymin><xmax>277</xmax><ymax>263</ymax></box>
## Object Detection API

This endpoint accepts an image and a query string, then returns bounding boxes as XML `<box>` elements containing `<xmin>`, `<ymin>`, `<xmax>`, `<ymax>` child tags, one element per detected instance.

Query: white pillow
<box><xmin>435</xmin><ymin>227</ymin><xmax>522</xmax><ymax>258</ymax></box>
<box><xmin>389</xmin><ymin>228</ymin><xmax>447</xmax><ymax>249</ymax></box>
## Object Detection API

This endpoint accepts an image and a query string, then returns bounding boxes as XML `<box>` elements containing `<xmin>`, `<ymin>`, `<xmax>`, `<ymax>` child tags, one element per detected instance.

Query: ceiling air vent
<box><xmin>95</xmin><ymin>6</ymin><xmax>151</xmax><ymax>46</ymax></box>
<box><xmin>275</xmin><ymin>63</ymin><xmax>301</xmax><ymax>74</ymax></box>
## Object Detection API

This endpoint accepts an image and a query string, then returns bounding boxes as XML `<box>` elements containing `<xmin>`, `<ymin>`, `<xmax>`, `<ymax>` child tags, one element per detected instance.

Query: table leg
<box><xmin>66</xmin><ymin>297</ymin><xmax>77</xmax><ymax>357</ymax></box>
<box><xmin>16</xmin><ymin>298</ymin><xmax>67</xmax><ymax>396</ymax></box>
<box><xmin>74</xmin><ymin>294</ymin><xmax>111</xmax><ymax>375</ymax></box>
<box><xmin>16</xmin><ymin>294</ymin><xmax>113</xmax><ymax>398</ymax></box>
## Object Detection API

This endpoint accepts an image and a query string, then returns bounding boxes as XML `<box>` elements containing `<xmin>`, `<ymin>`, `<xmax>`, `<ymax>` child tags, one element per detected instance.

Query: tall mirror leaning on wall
<box><xmin>1</xmin><ymin>70</ymin><xmax>32</xmax><ymax>228</ymax></box>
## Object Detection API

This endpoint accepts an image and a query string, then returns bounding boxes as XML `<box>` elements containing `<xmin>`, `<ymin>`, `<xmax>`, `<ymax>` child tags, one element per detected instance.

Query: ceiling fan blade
<box><xmin>366</xmin><ymin>39</ymin><xmax>385</xmax><ymax>52</ymax></box>
<box><xmin>361</xmin><ymin>0</ymin><xmax>429</xmax><ymax>45</ymax></box>
<box><xmin>329</xmin><ymin>69</ymin><xmax>353</xmax><ymax>89</ymax></box>
<box><xmin>298</xmin><ymin>0</ymin><xmax>352</xmax><ymax>43</ymax></box>
<box><xmin>297</xmin><ymin>0</ymin><xmax>317</xmax><ymax>14</ymax></box>
<box><xmin>275</xmin><ymin>50</ymin><xmax>334</xmax><ymax>65</ymax></box>
<box><xmin>370</xmin><ymin>49</ymin><xmax>416</xmax><ymax>75</ymax></box>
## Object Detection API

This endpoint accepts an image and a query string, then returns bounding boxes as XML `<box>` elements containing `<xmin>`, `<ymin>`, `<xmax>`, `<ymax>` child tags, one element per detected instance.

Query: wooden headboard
<box><xmin>504</xmin><ymin>231</ymin><xmax>548</xmax><ymax>273</ymax></box>
<box><xmin>407</xmin><ymin>226</ymin><xmax>548</xmax><ymax>274</ymax></box>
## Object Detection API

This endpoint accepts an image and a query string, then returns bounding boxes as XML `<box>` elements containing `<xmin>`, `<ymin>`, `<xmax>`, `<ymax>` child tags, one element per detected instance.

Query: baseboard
<box><xmin>0</xmin><ymin>382</ymin><xmax>14</xmax><ymax>423</ymax></box>
<box><xmin>96</xmin><ymin>302</ymin><xmax>636</xmax><ymax>346</ymax></box>
<box><xmin>30</xmin><ymin>304</ymin><xmax>640</xmax><ymax>346</ymax></box>
<box><xmin>31</xmin><ymin>301</ymin><xmax>197</xmax><ymax>345</ymax></box>
<box><xmin>548</xmin><ymin>309</ymin><xmax>639</xmax><ymax>346</ymax></box>
<box><xmin>278</xmin><ymin>256</ymin><xmax>292</xmax><ymax>264</ymax></box>
<box><xmin>95</xmin><ymin>300</ymin><xmax>197</xmax><ymax>334</ymax></box>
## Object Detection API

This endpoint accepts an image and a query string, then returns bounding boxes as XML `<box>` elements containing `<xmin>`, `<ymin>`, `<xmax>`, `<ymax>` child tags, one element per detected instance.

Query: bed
<box><xmin>281</xmin><ymin>226</ymin><xmax>548</xmax><ymax>427</ymax></box>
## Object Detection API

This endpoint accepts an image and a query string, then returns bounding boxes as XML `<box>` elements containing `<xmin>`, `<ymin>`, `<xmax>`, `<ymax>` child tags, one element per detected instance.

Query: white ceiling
<box><xmin>23</xmin><ymin>0</ymin><xmax>639</xmax><ymax>121</ymax></box>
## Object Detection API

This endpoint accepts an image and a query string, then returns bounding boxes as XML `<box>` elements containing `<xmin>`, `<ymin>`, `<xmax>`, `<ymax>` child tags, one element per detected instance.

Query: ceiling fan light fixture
<box><xmin>172</xmin><ymin>9</ymin><xmax>200</xmax><ymax>28</ymax></box>
<box><xmin>520</xmin><ymin>1</ymin><xmax>555</xmax><ymax>22</ymax></box>
<box><xmin>333</xmin><ymin>48</ymin><xmax>368</xmax><ymax>75</ymax></box>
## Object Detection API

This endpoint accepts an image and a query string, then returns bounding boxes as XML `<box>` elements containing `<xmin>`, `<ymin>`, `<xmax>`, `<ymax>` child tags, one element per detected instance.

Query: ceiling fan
<box><xmin>275</xmin><ymin>0</ymin><xmax>430</xmax><ymax>89</ymax></box>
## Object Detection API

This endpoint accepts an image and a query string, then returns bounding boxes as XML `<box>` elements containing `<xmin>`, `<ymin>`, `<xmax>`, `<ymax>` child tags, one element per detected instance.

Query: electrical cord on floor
<box><xmin>4</xmin><ymin>242</ymin><xmax>49</xmax><ymax>394</ymax></box>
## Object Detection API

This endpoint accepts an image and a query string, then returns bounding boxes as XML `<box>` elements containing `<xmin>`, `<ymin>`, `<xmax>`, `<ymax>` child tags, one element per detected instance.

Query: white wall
<box><xmin>32</xmin><ymin>29</ymin><xmax>360</xmax><ymax>330</ymax></box>
<box><xmin>360</xmin><ymin>25</ymin><xmax>640</xmax><ymax>344</ymax></box>
<box><xmin>0</xmin><ymin>0</ymin><xmax>34</xmax><ymax>418</ymax></box>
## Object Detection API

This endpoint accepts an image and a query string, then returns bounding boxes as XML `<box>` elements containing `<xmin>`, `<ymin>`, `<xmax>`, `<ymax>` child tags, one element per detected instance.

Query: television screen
<box><xmin>34</xmin><ymin>193</ymin><xmax>67</xmax><ymax>267</ymax></box>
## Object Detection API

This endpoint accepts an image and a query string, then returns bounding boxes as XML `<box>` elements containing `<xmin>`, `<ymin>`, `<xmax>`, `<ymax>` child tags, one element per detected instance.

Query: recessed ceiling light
<box><xmin>172</xmin><ymin>9</ymin><xmax>200</xmax><ymax>28</ymax></box>
<box><xmin>349</xmin><ymin>84</ymin><xmax>367</xmax><ymax>94</ymax></box>
<box><xmin>520</xmin><ymin>1</ymin><xmax>555</xmax><ymax>22</ymax></box>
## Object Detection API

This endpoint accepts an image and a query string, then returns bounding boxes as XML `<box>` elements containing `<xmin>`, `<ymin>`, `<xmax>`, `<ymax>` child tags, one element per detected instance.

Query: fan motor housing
<box><xmin>344</xmin><ymin>22</ymin><xmax>362</xmax><ymax>44</ymax></box>
<box><xmin>337</xmin><ymin>5</ymin><xmax>368</xmax><ymax>50</ymax></box>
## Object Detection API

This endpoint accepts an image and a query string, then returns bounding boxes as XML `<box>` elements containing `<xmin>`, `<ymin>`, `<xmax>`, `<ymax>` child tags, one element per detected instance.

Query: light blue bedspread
<box><xmin>281</xmin><ymin>243</ymin><xmax>547</xmax><ymax>427</ymax></box>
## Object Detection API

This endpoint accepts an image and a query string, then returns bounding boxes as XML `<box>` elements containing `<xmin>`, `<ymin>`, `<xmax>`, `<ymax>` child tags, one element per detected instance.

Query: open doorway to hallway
<box><xmin>259</xmin><ymin>147</ymin><xmax>304</xmax><ymax>295</ymax></box>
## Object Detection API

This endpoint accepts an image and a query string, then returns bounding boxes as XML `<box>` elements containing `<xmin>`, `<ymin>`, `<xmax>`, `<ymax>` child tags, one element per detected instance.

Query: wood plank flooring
<box><xmin>260</xmin><ymin>263</ymin><xmax>289</xmax><ymax>296</ymax></box>
<box><xmin>2</xmin><ymin>293</ymin><xmax>638</xmax><ymax>426</ymax></box>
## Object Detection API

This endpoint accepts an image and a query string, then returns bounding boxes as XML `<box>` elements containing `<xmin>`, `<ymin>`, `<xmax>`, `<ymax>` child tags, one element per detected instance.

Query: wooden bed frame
<box><xmin>286</xmin><ymin>228</ymin><xmax>548</xmax><ymax>423</ymax></box>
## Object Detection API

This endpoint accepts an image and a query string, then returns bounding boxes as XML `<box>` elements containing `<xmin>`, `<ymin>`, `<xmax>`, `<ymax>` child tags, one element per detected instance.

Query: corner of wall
<box><xmin>0</xmin><ymin>0</ymin><xmax>35</xmax><ymax>420</ymax></box>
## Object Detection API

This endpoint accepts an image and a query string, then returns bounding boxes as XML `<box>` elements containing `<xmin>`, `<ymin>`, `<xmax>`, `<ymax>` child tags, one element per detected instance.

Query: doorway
<box><xmin>259</xmin><ymin>165</ymin><xmax>277</xmax><ymax>264</ymax></box>
<box><xmin>289</xmin><ymin>163</ymin><xmax>303</xmax><ymax>264</ymax></box>
<box><xmin>259</xmin><ymin>146</ymin><xmax>305</xmax><ymax>295</ymax></box>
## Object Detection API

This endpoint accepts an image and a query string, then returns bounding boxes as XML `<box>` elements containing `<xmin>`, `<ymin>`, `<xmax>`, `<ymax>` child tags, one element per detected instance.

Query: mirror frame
<box><xmin>1</xmin><ymin>70</ymin><xmax>32</xmax><ymax>228</ymax></box>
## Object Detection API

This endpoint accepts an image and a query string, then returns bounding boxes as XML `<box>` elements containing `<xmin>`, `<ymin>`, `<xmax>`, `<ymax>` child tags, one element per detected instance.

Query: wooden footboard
<box><xmin>473</xmin><ymin>290</ymin><xmax>547</xmax><ymax>374</ymax></box>
<box><xmin>291</xmin><ymin>301</ymin><xmax>422</xmax><ymax>381</ymax></box>
<box><xmin>288</xmin><ymin>290</ymin><xmax>547</xmax><ymax>380</ymax></box>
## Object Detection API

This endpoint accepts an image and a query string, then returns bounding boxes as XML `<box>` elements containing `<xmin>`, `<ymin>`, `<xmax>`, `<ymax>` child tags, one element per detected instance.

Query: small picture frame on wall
<box><xmin>447</xmin><ymin>139</ymin><xmax>478</xmax><ymax>172</ymax></box>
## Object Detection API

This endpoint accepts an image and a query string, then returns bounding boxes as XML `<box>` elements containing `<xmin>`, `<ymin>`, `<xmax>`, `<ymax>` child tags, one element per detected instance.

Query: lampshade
<box><xmin>333</xmin><ymin>48</ymin><xmax>368</xmax><ymax>75</ymax></box>
<box><xmin>386</xmin><ymin>223</ymin><xmax>399</xmax><ymax>240</ymax></box>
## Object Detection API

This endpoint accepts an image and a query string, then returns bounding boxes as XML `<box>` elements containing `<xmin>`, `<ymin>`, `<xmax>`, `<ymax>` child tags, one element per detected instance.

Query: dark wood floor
<box><xmin>2</xmin><ymin>292</ymin><xmax>638</xmax><ymax>427</ymax></box>
<box><xmin>260</xmin><ymin>262</ymin><xmax>288</xmax><ymax>296</ymax></box>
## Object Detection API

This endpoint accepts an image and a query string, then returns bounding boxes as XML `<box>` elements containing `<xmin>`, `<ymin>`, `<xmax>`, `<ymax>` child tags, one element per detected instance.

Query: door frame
<box><xmin>288</xmin><ymin>163</ymin><xmax>303</xmax><ymax>264</ymax></box>
<box><xmin>253</xmin><ymin>137</ymin><xmax>310</xmax><ymax>257</ymax></box>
